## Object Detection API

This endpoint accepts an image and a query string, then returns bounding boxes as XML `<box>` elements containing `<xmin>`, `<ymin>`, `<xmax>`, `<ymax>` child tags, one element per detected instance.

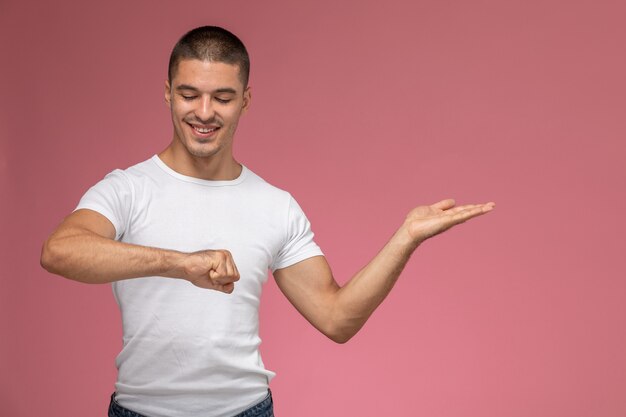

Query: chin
<box><xmin>178</xmin><ymin>137</ymin><xmax>216</xmax><ymax>157</ymax></box>
<box><xmin>188</xmin><ymin>147</ymin><xmax>220</xmax><ymax>158</ymax></box>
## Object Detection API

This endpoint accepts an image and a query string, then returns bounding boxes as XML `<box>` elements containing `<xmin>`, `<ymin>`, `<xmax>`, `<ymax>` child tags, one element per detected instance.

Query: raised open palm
<box><xmin>404</xmin><ymin>199</ymin><xmax>495</xmax><ymax>244</ymax></box>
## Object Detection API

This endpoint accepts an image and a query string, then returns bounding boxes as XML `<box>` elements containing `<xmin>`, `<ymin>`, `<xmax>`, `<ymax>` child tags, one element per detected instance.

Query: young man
<box><xmin>41</xmin><ymin>26</ymin><xmax>494</xmax><ymax>417</ymax></box>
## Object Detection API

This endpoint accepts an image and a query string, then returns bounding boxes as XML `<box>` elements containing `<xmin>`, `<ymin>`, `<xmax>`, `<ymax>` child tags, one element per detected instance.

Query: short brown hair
<box><xmin>168</xmin><ymin>26</ymin><xmax>250</xmax><ymax>87</ymax></box>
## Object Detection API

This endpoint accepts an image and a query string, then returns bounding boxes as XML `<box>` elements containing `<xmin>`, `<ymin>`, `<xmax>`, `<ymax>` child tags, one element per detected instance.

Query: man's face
<box><xmin>165</xmin><ymin>59</ymin><xmax>251</xmax><ymax>160</ymax></box>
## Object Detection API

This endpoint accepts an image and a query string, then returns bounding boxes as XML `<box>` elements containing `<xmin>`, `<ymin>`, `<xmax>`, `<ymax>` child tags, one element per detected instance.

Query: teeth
<box><xmin>193</xmin><ymin>126</ymin><xmax>217</xmax><ymax>133</ymax></box>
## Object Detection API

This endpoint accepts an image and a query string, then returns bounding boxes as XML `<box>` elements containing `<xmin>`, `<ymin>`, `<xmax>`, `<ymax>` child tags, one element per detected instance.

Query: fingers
<box><xmin>209</xmin><ymin>250</ymin><xmax>240</xmax><ymax>287</ymax></box>
<box><xmin>185</xmin><ymin>249</ymin><xmax>240</xmax><ymax>293</ymax></box>
<box><xmin>219</xmin><ymin>282</ymin><xmax>236</xmax><ymax>294</ymax></box>
<box><xmin>207</xmin><ymin>276</ymin><xmax>236</xmax><ymax>294</ymax></box>
<box><xmin>447</xmin><ymin>202</ymin><xmax>495</xmax><ymax>224</ymax></box>
<box><xmin>431</xmin><ymin>199</ymin><xmax>495</xmax><ymax>214</ymax></box>
<box><xmin>209</xmin><ymin>251</ymin><xmax>240</xmax><ymax>294</ymax></box>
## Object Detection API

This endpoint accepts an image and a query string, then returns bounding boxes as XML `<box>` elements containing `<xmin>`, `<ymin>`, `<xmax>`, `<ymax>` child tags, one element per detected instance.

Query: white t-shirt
<box><xmin>75</xmin><ymin>155</ymin><xmax>323</xmax><ymax>417</ymax></box>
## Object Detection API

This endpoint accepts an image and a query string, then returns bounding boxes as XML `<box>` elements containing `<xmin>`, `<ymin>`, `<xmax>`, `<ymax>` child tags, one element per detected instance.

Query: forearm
<box><xmin>330</xmin><ymin>227</ymin><xmax>418</xmax><ymax>342</ymax></box>
<box><xmin>276</xmin><ymin>199</ymin><xmax>493</xmax><ymax>343</ymax></box>
<box><xmin>41</xmin><ymin>228</ymin><xmax>184</xmax><ymax>284</ymax></box>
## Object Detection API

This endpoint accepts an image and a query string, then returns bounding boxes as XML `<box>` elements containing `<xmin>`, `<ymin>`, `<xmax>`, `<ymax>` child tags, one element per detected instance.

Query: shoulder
<box><xmin>81</xmin><ymin>156</ymin><xmax>159</xmax><ymax>201</ymax></box>
<box><xmin>242</xmin><ymin>166</ymin><xmax>293</xmax><ymax>202</ymax></box>
<box><xmin>121</xmin><ymin>156</ymin><xmax>162</xmax><ymax>181</ymax></box>
<box><xmin>98</xmin><ymin>156</ymin><xmax>170</xmax><ymax>194</ymax></box>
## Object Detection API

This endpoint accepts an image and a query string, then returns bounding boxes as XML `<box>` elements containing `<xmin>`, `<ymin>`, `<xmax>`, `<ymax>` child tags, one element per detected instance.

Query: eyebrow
<box><xmin>175</xmin><ymin>84</ymin><xmax>238</xmax><ymax>94</ymax></box>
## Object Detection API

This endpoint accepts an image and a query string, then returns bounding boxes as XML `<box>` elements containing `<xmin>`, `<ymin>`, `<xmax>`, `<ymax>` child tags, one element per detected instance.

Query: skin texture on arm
<box><xmin>273</xmin><ymin>199</ymin><xmax>495</xmax><ymax>343</ymax></box>
<box><xmin>40</xmin><ymin>209</ymin><xmax>239</xmax><ymax>293</ymax></box>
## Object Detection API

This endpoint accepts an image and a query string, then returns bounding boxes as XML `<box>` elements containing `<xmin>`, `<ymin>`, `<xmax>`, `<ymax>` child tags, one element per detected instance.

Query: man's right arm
<box><xmin>40</xmin><ymin>209</ymin><xmax>239</xmax><ymax>293</ymax></box>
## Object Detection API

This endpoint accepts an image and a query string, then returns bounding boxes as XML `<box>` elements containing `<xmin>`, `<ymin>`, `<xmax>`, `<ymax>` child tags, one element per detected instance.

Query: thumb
<box><xmin>431</xmin><ymin>199</ymin><xmax>456</xmax><ymax>211</ymax></box>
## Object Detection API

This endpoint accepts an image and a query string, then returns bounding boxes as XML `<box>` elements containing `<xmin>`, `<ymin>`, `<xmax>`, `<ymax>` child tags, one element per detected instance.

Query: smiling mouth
<box><xmin>188</xmin><ymin>123</ymin><xmax>220</xmax><ymax>136</ymax></box>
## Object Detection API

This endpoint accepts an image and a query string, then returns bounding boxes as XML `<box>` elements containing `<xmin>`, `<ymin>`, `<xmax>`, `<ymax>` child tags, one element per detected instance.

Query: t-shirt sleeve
<box><xmin>271</xmin><ymin>195</ymin><xmax>324</xmax><ymax>272</ymax></box>
<box><xmin>73</xmin><ymin>169</ymin><xmax>133</xmax><ymax>241</ymax></box>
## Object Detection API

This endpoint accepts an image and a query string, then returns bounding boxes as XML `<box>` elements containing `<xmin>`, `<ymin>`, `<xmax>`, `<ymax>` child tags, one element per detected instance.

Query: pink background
<box><xmin>2</xmin><ymin>0</ymin><xmax>625</xmax><ymax>416</ymax></box>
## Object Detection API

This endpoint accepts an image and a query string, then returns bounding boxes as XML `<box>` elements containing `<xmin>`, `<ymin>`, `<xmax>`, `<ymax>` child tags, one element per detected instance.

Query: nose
<box><xmin>195</xmin><ymin>96</ymin><xmax>215</xmax><ymax>122</ymax></box>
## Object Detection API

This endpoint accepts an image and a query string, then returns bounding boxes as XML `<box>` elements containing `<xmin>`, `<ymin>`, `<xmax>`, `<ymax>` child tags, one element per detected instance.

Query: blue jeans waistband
<box><xmin>108</xmin><ymin>390</ymin><xmax>274</xmax><ymax>417</ymax></box>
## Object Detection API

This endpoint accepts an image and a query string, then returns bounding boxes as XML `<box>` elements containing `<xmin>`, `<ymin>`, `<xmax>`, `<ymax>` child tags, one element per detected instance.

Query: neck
<box><xmin>158</xmin><ymin>144</ymin><xmax>242</xmax><ymax>181</ymax></box>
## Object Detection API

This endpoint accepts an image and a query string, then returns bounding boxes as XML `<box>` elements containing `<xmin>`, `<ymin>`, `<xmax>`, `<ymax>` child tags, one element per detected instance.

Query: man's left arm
<box><xmin>273</xmin><ymin>199</ymin><xmax>495</xmax><ymax>343</ymax></box>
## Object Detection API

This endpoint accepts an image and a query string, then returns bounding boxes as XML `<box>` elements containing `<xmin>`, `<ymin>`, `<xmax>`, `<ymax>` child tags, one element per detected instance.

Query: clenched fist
<box><xmin>176</xmin><ymin>249</ymin><xmax>240</xmax><ymax>293</ymax></box>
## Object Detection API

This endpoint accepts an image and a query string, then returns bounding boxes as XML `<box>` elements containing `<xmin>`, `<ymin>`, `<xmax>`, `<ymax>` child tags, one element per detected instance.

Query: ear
<box><xmin>242</xmin><ymin>86</ymin><xmax>252</xmax><ymax>113</ymax></box>
<box><xmin>164</xmin><ymin>79</ymin><xmax>172</xmax><ymax>106</ymax></box>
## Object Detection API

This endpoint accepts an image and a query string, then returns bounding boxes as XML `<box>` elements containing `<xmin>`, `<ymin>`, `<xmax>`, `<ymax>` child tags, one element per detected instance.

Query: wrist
<box><xmin>157</xmin><ymin>249</ymin><xmax>188</xmax><ymax>279</ymax></box>
<box><xmin>392</xmin><ymin>224</ymin><xmax>421</xmax><ymax>253</ymax></box>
